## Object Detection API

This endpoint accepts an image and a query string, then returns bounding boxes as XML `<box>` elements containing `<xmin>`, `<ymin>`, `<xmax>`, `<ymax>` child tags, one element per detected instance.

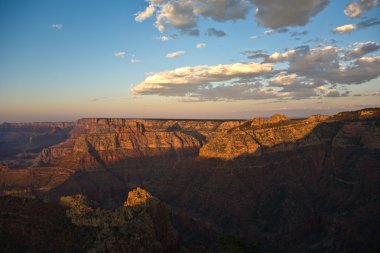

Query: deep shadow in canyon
<box><xmin>1</xmin><ymin>108</ymin><xmax>380</xmax><ymax>252</ymax></box>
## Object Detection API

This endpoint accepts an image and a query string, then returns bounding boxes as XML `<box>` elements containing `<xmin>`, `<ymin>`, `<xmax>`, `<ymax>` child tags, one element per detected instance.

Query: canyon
<box><xmin>1</xmin><ymin>108</ymin><xmax>380</xmax><ymax>252</ymax></box>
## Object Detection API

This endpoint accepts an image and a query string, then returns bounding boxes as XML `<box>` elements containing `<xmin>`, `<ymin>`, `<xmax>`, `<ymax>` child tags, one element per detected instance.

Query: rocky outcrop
<box><xmin>0</xmin><ymin>189</ymin><xmax>178</xmax><ymax>253</ymax></box>
<box><xmin>61</xmin><ymin>188</ymin><xmax>178</xmax><ymax>253</ymax></box>
<box><xmin>200</xmin><ymin>108</ymin><xmax>380</xmax><ymax>159</ymax></box>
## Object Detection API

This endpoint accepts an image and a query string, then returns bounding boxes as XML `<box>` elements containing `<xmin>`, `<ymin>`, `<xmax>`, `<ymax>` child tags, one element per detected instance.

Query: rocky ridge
<box><xmin>35</xmin><ymin>118</ymin><xmax>244</xmax><ymax>169</ymax></box>
<box><xmin>200</xmin><ymin>108</ymin><xmax>380</xmax><ymax>159</ymax></box>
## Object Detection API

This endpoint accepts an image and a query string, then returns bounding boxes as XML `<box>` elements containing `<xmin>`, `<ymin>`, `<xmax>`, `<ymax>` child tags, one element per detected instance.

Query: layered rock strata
<box><xmin>35</xmin><ymin>119</ymin><xmax>244</xmax><ymax>169</ymax></box>
<box><xmin>200</xmin><ymin>108</ymin><xmax>380</xmax><ymax>159</ymax></box>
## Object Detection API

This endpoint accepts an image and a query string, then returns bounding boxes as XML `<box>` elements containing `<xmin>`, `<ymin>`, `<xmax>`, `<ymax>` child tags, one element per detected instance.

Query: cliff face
<box><xmin>1</xmin><ymin>108</ymin><xmax>380</xmax><ymax>252</ymax></box>
<box><xmin>200</xmin><ymin>108</ymin><xmax>380</xmax><ymax>159</ymax></box>
<box><xmin>35</xmin><ymin>119</ymin><xmax>244</xmax><ymax>169</ymax></box>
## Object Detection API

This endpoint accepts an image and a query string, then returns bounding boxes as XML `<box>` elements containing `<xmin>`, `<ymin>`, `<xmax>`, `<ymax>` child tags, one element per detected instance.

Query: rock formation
<box><xmin>1</xmin><ymin>108</ymin><xmax>380</xmax><ymax>252</ymax></box>
<box><xmin>34</xmin><ymin>118</ymin><xmax>244</xmax><ymax>169</ymax></box>
<box><xmin>200</xmin><ymin>108</ymin><xmax>380</xmax><ymax>159</ymax></box>
<box><xmin>61</xmin><ymin>188</ymin><xmax>178</xmax><ymax>253</ymax></box>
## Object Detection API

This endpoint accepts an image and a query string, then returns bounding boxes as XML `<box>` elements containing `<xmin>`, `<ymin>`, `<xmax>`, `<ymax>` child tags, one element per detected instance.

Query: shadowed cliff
<box><xmin>0</xmin><ymin>108</ymin><xmax>380</xmax><ymax>252</ymax></box>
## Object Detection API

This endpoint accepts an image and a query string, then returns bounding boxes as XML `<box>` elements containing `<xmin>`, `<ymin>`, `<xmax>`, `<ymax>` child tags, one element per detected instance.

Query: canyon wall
<box><xmin>35</xmin><ymin>118</ymin><xmax>244</xmax><ymax>169</ymax></box>
<box><xmin>1</xmin><ymin>108</ymin><xmax>380</xmax><ymax>252</ymax></box>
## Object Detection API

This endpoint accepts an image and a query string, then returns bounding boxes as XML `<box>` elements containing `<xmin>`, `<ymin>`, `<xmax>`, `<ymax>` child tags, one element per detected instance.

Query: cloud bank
<box><xmin>131</xmin><ymin>42</ymin><xmax>380</xmax><ymax>101</ymax></box>
<box><xmin>135</xmin><ymin>0</ymin><xmax>333</xmax><ymax>33</ymax></box>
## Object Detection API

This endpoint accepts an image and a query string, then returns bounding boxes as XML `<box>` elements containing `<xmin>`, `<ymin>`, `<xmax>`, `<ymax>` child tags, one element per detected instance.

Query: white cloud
<box><xmin>264</xmin><ymin>45</ymin><xmax>310</xmax><ymax>63</ymax></box>
<box><xmin>264</xmin><ymin>29</ymin><xmax>274</xmax><ymax>35</ymax></box>
<box><xmin>269</xmin><ymin>73</ymin><xmax>299</xmax><ymax>86</ymax></box>
<box><xmin>251</xmin><ymin>0</ymin><xmax>330</xmax><ymax>28</ymax></box>
<box><xmin>131</xmin><ymin>62</ymin><xmax>273</xmax><ymax>96</ymax></box>
<box><xmin>344</xmin><ymin>0</ymin><xmax>379</xmax><ymax>18</ymax></box>
<box><xmin>267</xmin><ymin>50</ymin><xmax>298</xmax><ymax>62</ymax></box>
<box><xmin>191</xmin><ymin>83</ymin><xmax>280</xmax><ymax>101</ymax></box>
<box><xmin>333</xmin><ymin>24</ymin><xmax>357</xmax><ymax>34</ymax></box>
<box><xmin>131</xmin><ymin>57</ymin><xmax>141</xmax><ymax>64</ymax></box>
<box><xmin>114</xmin><ymin>51</ymin><xmax>127</xmax><ymax>58</ymax></box>
<box><xmin>51</xmin><ymin>24</ymin><xmax>63</xmax><ymax>30</ymax></box>
<box><xmin>155</xmin><ymin>1</ymin><xmax>198</xmax><ymax>33</ymax></box>
<box><xmin>166</xmin><ymin>50</ymin><xmax>185</xmax><ymax>58</ymax></box>
<box><xmin>196</xmin><ymin>43</ymin><xmax>206</xmax><ymax>49</ymax></box>
<box><xmin>157</xmin><ymin>35</ymin><xmax>175</xmax><ymax>41</ymax></box>
<box><xmin>135</xmin><ymin>4</ymin><xmax>156</xmax><ymax>22</ymax></box>
<box><xmin>131</xmin><ymin>43</ymin><xmax>380</xmax><ymax>101</ymax></box>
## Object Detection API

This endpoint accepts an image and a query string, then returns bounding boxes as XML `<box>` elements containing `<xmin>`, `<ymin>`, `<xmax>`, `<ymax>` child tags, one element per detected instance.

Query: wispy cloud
<box><xmin>357</xmin><ymin>17</ymin><xmax>380</xmax><ymax>28</ymax></box>
<box><xmin>333</xmin><ymin>17</ymin><xmax>380</xmax><ymax>34</ymax></box>
<box><xmin>264</xmin><ymin>28</ymin><xmax>288</xmax><ymax>36</ymax></box>
<box><xmin>89</xmin><ymin>97</ymin><xmax>107</xmax><ymax>102</ymax></box>
<box><xmin>130</xmin><ymin>56</ymin><xmax>141</xmax><ymax>64</ymax></box>
<box><xmin>196</xmin><ymin>43</ymin><xmax>206</xmax><ymax>49</ymax></box>
<box><xmin>157</xmin><ymin>35</ymin><xmax>175</xmax><ymax>41</ymax></box>
<box><xmin>114</xmin><ymin>51</ymin><xmax>127</xmax><ymax>58</ymax></box>
<box><xmin>166</xmin><ymin>50</ymin><xmax>185</xmax><ymax>58</ymax></box>
<box><xmin>135</xmin><ymin>4</ymin><xmax>155</xmax><ymax>22</ymax></box>
<box><xmin>51</xmin><ymin>24</ymin><xmax>63</xmax><ymax>30</ymax></box>
<box><xmin>206</xmin><ymin>28</ymin><xmax>226</xmax><ymax>37</ymax></box>
<box><xmin>264</xmin><ymin>29</ymin><xmax>275</xmax><ymax>36</ymax></box>
<box><xmin>290</xmin><ymin>30</ymin><xmax>308</xmax><ymax>37</ymax></box>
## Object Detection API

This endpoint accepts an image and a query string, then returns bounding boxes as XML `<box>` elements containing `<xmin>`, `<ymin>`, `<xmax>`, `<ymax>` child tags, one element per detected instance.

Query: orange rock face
<box><xmin>35</xmin><ymin>119</ymin><xmax>244</xmax><ymax>169</ymax></box>
<box><xmin>200</xmin><ymin>108</ymin><xmax>380</xmax><ymax>159</ymax></box>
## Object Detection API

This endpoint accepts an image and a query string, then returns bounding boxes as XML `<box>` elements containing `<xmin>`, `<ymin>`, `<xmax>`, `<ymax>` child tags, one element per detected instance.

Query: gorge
<box><xmin>1</xmin><ymin>108</ymin><xmax>380</xmax><ymax>252</ymax></box>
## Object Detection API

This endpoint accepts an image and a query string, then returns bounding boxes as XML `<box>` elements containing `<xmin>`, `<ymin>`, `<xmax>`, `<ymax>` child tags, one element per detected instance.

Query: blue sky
<box><xmin>0</xmin><ymin>0</ymin><xmax>380</xmax><ymax>122</ymax></box>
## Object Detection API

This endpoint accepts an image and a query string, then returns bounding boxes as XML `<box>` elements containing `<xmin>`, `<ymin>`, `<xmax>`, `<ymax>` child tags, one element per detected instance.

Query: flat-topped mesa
<box><xmin>75</xmin><ymin>118</ymin><xmax>244</xmax><ymax>133</ymax></box>
<box><xmin>199</xmin><ymin>108</ymin><xmax>380</xmax><ymax>160</ymax></box>
<box><xmin>35</xmin><ymin>118</ymin><xmax>244</xmax><ymax>168</ymax></box>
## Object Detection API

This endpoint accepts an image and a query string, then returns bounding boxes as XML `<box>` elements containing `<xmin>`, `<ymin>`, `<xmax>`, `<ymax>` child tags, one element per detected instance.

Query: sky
<box><xmin>0</xmin><ymin>0</ymin><xmax>379</xmax><ymax>122</ymax></box>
